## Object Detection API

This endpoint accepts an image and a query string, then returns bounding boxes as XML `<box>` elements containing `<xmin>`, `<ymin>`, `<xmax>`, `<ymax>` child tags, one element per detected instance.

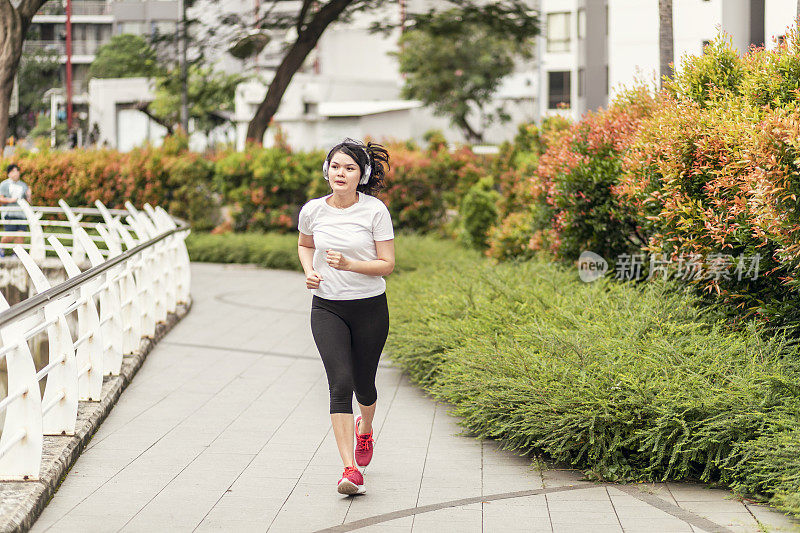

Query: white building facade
<box><xmin>539</xmin><ymin>0</ymin><xmax>798</xmax><ymax>121</ymax></box>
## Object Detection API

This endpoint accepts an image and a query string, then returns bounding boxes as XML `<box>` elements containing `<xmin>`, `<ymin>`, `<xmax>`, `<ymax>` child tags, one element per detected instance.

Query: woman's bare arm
<box><xmin>298</xmin><ymin>232</ymin><xmax>323</xmax><ymax>289</ymax></box>
<box><xmin>325</xmin><ymin>239</ymin><xmax>395</xmax><ymax>277</ymax></box>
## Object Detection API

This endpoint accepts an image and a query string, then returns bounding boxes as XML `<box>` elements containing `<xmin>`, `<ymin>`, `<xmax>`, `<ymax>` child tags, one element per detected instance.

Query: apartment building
<box><xmin>25</xmin><ymin>0</ymin><xmax>180</xmax><ymax>95</ymax></box>
<box><xmin>538</xmin><ymin>0</ymin><xmax>798</xmax><ymax>122</ymax></box>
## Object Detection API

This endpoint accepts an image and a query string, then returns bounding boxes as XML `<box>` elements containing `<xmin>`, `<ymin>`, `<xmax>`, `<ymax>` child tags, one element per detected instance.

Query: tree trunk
<box><xmin>658</xmin><ymin>0</ymin><xmax>674</xmax><ymax>86</ymax></box>
<box><xmin>0</xmin><ymin>0</ymin><xmax>46</xmax><ymax>147</ymax></box>
<box><xmin>0</xmin><ymin>3</ymin><xmax>24</xmax><ymax>147</ymax></box>
<box><xmin>246</xmin><ymin>0</ymin><xmax>353</xmax><ymax>145</ymax></box>
<box><xmin>455</xmin><ymin>115</ymin><xmax>483</xmax><ymax>144</ymax></box>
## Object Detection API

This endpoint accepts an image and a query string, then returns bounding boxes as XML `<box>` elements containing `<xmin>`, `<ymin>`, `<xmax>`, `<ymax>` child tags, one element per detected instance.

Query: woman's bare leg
<box><xmin>331</xmin><ymin>413</ymin><xmax>356</xmax><ymax>467</ymax></box>
<box><xmin>357</xmin><ymin>401</ymin><xmax>376</xmax><ymax>434</ymax></box>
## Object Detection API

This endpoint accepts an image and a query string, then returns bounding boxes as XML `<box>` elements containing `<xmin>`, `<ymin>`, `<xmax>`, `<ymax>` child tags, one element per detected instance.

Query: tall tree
<box><xmin>245</xmin><ymin>0</ymin><xmax>359</xmax><ymax>145</ymax></box>
<box><xmin>242</xmin><ymin>0</ymin><xmax>536</xmax><ymax>145</ymax></box>
<box><xmin>88</xmin><ymin>34</ymin><xmax>164</xmax><ymax>80</ymax></box>
<box><xmin>0</xmin><ymin>0</ymin><xmax>49</xmax><ymax>145</ymax></box>
<box><xmin>395</xmin><ymin>2</ymin><xmax>538</xmax><ymax>142</ymax></box>
<box><xmin>658</xmin><ymin>0</ymin><xmax>674</xmax><ymax>86</ymax></box>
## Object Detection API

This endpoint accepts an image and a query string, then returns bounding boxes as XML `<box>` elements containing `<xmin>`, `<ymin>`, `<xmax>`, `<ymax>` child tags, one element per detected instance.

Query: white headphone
<box><xmin>322</xmin><ymin>144</ymin><xmax>372</xmax><ymax>185</ymax></box>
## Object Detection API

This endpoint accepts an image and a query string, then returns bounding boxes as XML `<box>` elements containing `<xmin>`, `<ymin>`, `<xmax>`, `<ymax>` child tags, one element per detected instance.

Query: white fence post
<box><xmin>49</xmin><ymin>237</ymin><xmax>103</xmax><ymax>402</ymax></box>
<box><xmin>124</xmin><ymin>215</ymin><xmax>156</xmax><ymax>338</ymax></box>
<box><xmin>17</xmin><ymin>199</ymin><xmax>45</xmax><ymax>263</ymax></box>
<box><xmin>144</xmin><ymin>204</ymin><xmax>177</xmax><ymax>315</ymax></box>
<box><xmin>58</xmin><ymin>200</ymin><xmax>86</xmax><ymax>265</ymax></box>
<box><xmin>126</xmin><ymin>204</ymin><xmax>167</xmax><ymax>324</ymax></box>
<box><xmin>0</xmin><ymin>293</ymin><xmax>43</xmax><ymax>481</ymax></box>
<box><xmin>74</xmin><ymin>227</ymin><xmax>123</xmax><ymax>376</ymax></box>
<box><xmin>13</xmin><ymin>246</ymin><xmax>79</xmax><ymax>436</ymax></box>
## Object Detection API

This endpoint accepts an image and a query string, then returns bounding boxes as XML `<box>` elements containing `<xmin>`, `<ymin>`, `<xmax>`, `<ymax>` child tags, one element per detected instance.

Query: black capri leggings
<box><xmin>310</xmin><ymin>293</ymin><xmax>389</xmax><ymax>414</ymax></box>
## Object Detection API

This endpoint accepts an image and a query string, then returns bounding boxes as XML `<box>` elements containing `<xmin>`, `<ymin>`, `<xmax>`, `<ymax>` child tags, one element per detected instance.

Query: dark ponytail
<box><xmin>360</xmin><ymin>141</ymin><xmax>389</xmax><ymax>196</ymax></box>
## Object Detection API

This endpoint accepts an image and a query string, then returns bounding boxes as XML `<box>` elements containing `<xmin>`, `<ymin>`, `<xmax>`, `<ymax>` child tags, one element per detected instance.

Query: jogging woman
<box><xmin>297</xmin><ymin>138</ymin><xmax>394</xmax><ymax>495</ymax></box>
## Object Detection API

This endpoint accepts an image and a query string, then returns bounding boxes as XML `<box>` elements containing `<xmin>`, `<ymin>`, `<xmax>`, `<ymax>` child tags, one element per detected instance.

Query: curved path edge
<box><xmin>314</xmin><ymin>482</ymin><xmax>734</xmax><ymax>533</ymax></box>
<box><xmin>0</xmin><ymin>300</ymin><xmax>193</xmax><ymax>533</ymax></box>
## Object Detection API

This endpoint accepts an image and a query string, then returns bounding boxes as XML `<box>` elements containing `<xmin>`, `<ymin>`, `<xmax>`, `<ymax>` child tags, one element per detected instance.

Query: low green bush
<box><xmin>185</xmin><ymin>232</ymin><xmax>301</xmax><ymax>271</ymax></box>
<box><xmin>184</xmin><ymin>231</ymin><xmax>469</xmax><ymax>275</ymax></box>
<box><xmin>386</xmin><ymin>238</ymin><xmax>800</xmax><ymax>515</ymax></box>
<box><xmin>459</xmin><ymin>177</ymin><xmax>500</xmax><ymax>249</ymax></box>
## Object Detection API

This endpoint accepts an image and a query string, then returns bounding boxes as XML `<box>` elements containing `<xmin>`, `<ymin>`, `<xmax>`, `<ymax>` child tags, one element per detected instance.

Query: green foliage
<box><xmin>8</xmin><ymin>48</ymin><xmax>61</xmax><ymax>138</ymax></box>
<box><xmin>186</xmin><ymin>232</ymin><xmax>301</xmax><ymax>271</ymax></box>
<box><xmin>380</xmin><ymin>143</ymin><xmax>489</xmax><ymax>233</ymax></box>
<box><xmin>459</xmin><ymin>177</ymin><xmax>500</xmax><ymax>249</ymax></box>
<box><xmin>151</xmin><ymin>65</ymin><xmax>247</xmax><ymax>135</ymax></box>
<box><xmin>740</xmin><ymin>26</ymin><xmax>800</xmax><ymax>110</ymax></box>
<box><xmin>213</xmin><ymin>145</ymin><xmax>323</xmax><ymax>232</ymax></box>
<box><xmin>88</xmin><ymin>34</ymin><xmax>163</xmax><ymax>79</ymax></box>
<box><xmin>28</xmin><ymin>114</ymin><xmax>67</xmax><ymax>147</ymax></box>
<box><xmin>396</xmin><ymin>3</ymin><xmax>538</xmax><ymax>141</ymax></box>
<box><xmin>184</xmin><ymin>231</ymin><xmax>471</xmax><ymax>275</ymax></box>
<box><xmin>0</xmin><ymin>138</ymin><xmax>218</xmax><ymax>230</ymax></box>
<box><xmin>616</xmin><ymin>30</ymin><xmax>800</xmax><ymax>330</ymax></box>
<box><xmin>486</xmin><ymin>88</ymin><xmax>654</xmax><ymax>264</ymax></box>
<box><xmin>666</xmin><ymin>34</ymin><xmax>745</xmax><ymax>107</ymax></box>
<box><xmin>386</xmin><ymin>238</ymin><xmax>800</xmax><ymax>515</ymax></box>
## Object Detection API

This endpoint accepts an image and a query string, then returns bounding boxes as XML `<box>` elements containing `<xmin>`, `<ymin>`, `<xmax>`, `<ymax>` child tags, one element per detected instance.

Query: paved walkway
<box><xmin>31</xmin><ymin>263</ymin><xmax>799</xmax><ymax>533</ymax></box>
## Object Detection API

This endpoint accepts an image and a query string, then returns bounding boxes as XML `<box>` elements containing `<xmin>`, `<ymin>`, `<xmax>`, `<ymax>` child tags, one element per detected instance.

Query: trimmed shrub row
<box><xmin>2</xmin><ymin>135</ymin><xmax>492</xmax><ymax>237</ymax></box>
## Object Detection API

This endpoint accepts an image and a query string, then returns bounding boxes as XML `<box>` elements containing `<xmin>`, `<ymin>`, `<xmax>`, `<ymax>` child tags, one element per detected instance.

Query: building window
<box><xmin>548</xmin><ymin>71</ymin><xmax>571</xmax><ymax>109</ymax></box>
<box><xmin>153</xmin><ymin>21</ymin><xmax>176</xmax><ymax>35</ymax></box>
<box><xmin>578</xmin><ymin>68</ymin><xmax>585</xmax><ymax>97</ymax></box>
<box><xmin>605</xmin><ymin>65</ymin><xmax>609</xmax><ymax>95</ymax></box>
<box><xmin>577</xmin><ymin>9</ymin><xmax>586</xmax><ymax>40</ymax></box>
<box><xmin>547</xmin><ymin>12</ymin><xmax>571</xmax><ymax>53</ymax></box>
<box><xmin>118</xmin><ymin>22</ymin><xmax>145</xmax><ymax>35</ymax></box>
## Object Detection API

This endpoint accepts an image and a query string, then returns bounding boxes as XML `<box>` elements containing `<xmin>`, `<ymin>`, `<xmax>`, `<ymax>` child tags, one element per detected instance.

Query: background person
<box><xmin>0</xmin><ymin>164</ymin><xmax>31</xmax><ymax>256</ymax></box>
<box><xmin>297</xmin><ymin>138</ymin><xmax>394</xmax><ymax>495</ymax></box>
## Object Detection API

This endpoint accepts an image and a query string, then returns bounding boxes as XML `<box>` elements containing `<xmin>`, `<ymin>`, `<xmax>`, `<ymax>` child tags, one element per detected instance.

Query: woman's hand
<box><xmin>325</xmin><ymin>250</ymin><xmax>350</xmax><ymax>271</ymax></box>
<box><xmin>306</xmin><ymin>270</ymin><xmax>323</xmax><ymax>289</ymax></box>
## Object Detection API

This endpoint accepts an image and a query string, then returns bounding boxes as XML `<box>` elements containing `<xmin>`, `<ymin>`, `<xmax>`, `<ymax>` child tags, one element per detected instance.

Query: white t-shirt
<box><xmin>298</xmin><ymin>193</ymin><xmax>394</xmax><ymax>300</ymax></box>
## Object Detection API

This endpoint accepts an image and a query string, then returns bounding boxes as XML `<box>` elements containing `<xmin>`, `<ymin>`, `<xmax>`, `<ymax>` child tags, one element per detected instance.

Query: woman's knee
<box><xmin>329</xmin><ymin>383</ymin><xmax>354</xmax><ymax>414</ymax></box>
<box><xmin>354</xmin><ymin>386</ymin><xmax>377</xmax><ymax>407</ymax></box>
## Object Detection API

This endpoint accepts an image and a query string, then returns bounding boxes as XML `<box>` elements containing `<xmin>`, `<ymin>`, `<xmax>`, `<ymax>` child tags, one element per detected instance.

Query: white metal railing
<box><xmin>0</xmin><ymin>199</ymin><xmax>190</xmax><ymax>480</ymax></box>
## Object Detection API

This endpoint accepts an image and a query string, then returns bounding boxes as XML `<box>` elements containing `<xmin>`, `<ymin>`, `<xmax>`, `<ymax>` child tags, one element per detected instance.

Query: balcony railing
<box><xmin>23</xmin><ymin>40</ymin><xmax>104</xmax><ymax>56</ymax></box>
<box><xmin>36</xmin><ymin>1</ymin><xmax>111</xmax><ymax>17</ymax></box>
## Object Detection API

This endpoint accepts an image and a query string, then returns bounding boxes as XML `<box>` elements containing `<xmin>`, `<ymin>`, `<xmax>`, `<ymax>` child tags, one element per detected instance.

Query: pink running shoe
<box><xmin>354</xmin><ymin>415</ymin><xmax>374</xmax><ymax>467</ymax></box>
<box><xmin>337</xmin><ymin>466</ymin><xmax>366</xmax><ymax>495</ymax></box>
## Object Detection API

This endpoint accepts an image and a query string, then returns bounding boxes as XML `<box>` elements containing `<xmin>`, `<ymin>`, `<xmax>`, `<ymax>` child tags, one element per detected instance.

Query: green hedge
<box><xmin>184</xmin><ymin>232</ymin><xmax>468</xmax><ymax>275</ymax></box>
<box><xmin>185</xmin><ymin>232</ymin><xmax>301</xmax><ymax>271</ymax></box>
<box><xmin>386</xmin><ymin>238</ymin><xmax>800</xmax><ymax>515</ymax></box>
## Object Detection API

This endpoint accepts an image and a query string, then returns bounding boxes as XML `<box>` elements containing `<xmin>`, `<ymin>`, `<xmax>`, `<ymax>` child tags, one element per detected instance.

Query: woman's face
<box><xmin>328</xmin><ymin>151</ymin><xmax>361</xmax><ymax>194</ymax></box>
